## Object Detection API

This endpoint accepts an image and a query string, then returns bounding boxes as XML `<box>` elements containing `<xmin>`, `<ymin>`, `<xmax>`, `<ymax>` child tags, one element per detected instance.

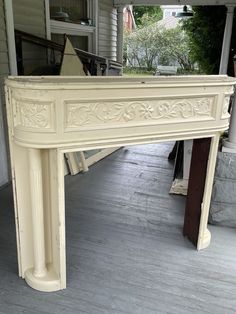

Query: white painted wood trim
<box><xmin>219</xmin><ymin>5</ymin><xmax>235</xmax><ymax>74</ymax></box>
<box><xmin>197</xmin><ymin>133</ymin><xmax>220</xmax><ymax>250</ymax></box>
<box><xmin>48</xmin><ymin>0</ymin><xmax>98</xmax><ymax>53</ymax></box>
<box><xmin>27</xmin><ymin>148</ymin><xmax>47</xmax><ymax>278</ymax></box>
<box><xmin>65</xmin><ymin>151</ymin><xmax>89</xmax><ymax>175</ymax></box>
<box><xmin>93</xmin><ymin>0</ymin><xmax>98</xmax><ymax>54</ymax></box>
<box><xmin>66</xmin><ymin>148</ymin><xmax>120</xmax><ymax>175</ymax></box>
<box><xmin>169</xmin><ymin>140</ymin><xmax>193</xmax><ymax>195</ymax></box>
<box><xmin>183</xmin><ymin>140</ymin><xmax>192</xmax><ymax>181</ymax></box>
<box><xmin>44</xmin><ymin>0</ymin><xmax>51</xmax><ymax>40</ymax></box>
<box><xmin>79</xmin><ymin>151</ymin><xmax>89</xmax><ymax>172</ymax></box>
<box><xmin>223</xmin><ymin>95</ymin><xmax>236</xmax><ymax>152</ymax></box>
<box><xmin>5</xmin><ymin>75</ymin><xmax>236</xmax><ymax>291</ymax></box>
<box><xmin>4</xmin><ymin>0</ymin><xmax>17</xmax><ymax>75</ymax></box>
<box><xmin>4</xmin><ymin>86</ymin><xmax>22</xmax><ymax>274</ymax></box>
<box><xmin>50</xmin><ymin>20</ymin><xmax>95</xmax><ymax>52</ymax></box>
<box><xmin>50</xmin><ymin>20</ymin><xmax>95</xmax><ymax>35</ymax></box>
<box><xmin>220</xmin><ymin>6</ymin><xmax>236</xmax><ymax>152</ymax></box>
<box><xmin>169</xmin><ymin>178</ymin><xmax>188</xmax><ymax>195</ymax></box>
<box><xmin>116</xmin><ymin>6</ymin><xmax>124</xmax><ymax>63</ymax></box>
<box><xmin>0</xmin><ymin>97</ymin><xmax>9</xmax><ymax>185</ymax></box>
<box><xmin>85</xmin><ymin>147</ymin><xmax>120</xmax><ymax>168</ymax></box>
<box><xmin>65</xmin><ymin>152</ymin><xmax>80</xmax><ymax>175</ymax></box>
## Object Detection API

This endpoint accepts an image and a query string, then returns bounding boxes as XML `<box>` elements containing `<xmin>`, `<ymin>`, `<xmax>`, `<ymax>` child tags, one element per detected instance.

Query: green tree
<box><xmin>125</xmin><ymin>22</ymin><xmax>166</xmax><ymax>70</ymax></box>
<box><xmin>133</xmin><ymin>6</ymin><xmax>163</xmax><ymax>27</ymax></box>
<box><xmin>182</xmin><ymin>6</ymin><xmax>226</xmax><ymax>74</ymax></box>
<box><xmin>162</xmin><ymin>27</ymin><xmax>195</xmax><ymax>71</ymax></box>
<box><xmin>125</xmin><ymin>16</ymin><xmax>194</xmax><ymax>72</ymax></box>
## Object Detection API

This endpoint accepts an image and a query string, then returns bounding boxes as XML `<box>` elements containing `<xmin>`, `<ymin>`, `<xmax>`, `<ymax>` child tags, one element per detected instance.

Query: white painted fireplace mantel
<box><xmin>5</xmin><ymin>75</ymin><xmax>236</xmax><ymax>292</ymax></box>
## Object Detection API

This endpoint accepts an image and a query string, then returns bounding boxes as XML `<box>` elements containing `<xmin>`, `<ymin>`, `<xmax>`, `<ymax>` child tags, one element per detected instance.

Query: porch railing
<box><xmin>14</xmin><ymin>29</ymin><xmax>122</xmax><ymax>76</ymax></box>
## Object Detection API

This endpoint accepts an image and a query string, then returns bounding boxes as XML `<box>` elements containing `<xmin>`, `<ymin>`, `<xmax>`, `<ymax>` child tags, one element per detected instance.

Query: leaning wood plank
<box><xmin>81</xmin><ymin>147</ymin><xmax>120</xmax><ymax>169</ymax></box>
<box><xmin>66</xmin><ymin>148</ymin><xmax>120</xmax><ymax>175</ymax></box>
<box><xmin>64</xmin><ymin>153</ymin><xmax>80</xmax><ymax>175</ymax></box>
<box><xmin>183</xmin><ymin>138</ymin><xmax>211</xmax><ymax>247</ymax></box>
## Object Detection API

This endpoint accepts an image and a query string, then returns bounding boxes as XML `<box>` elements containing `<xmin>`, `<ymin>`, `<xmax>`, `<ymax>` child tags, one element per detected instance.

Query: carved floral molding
<box><xmin>222</xmin><ymin>96</ymin><xmax>231</xmax><ymax>119</ymax></box>
<box><xmin>65</xmin><ymin>97</ymin><xmax>214</xmax><ymax>129</ymax></box>
<box><xmin>14</xmin><ymin>99</ymin><xmax>54</xmax><ymax>130</ymax></box>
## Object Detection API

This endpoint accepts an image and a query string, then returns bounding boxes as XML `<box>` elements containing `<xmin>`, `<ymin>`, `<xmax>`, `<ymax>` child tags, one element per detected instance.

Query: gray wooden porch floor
<box><xmin>1</xmin><ymin>142</ymin><xmax>236</xmax><ymax>314</ymax></box>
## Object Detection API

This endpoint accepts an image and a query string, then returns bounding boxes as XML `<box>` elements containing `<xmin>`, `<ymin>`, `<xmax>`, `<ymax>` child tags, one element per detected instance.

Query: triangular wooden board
<box><xmin>60</xmin><ymin>37</ymin><xmax>86</xmax><ymax>76</ymax></box>
<box><xmin>60</xmin><ymin>37</ymin><xmax>87</xmax><ymax>174</ymax></box>
<box><xmin>60</xmin><ymin>37</ymin><xmax>120</xmax><ymax>175</ymax></box>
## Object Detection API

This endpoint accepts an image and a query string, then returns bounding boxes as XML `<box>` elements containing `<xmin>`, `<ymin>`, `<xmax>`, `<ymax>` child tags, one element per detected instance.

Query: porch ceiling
<box><xmin>113</xmin><ymin>0</ymin><xmax>236</xmax><ymax>6</ymax></box>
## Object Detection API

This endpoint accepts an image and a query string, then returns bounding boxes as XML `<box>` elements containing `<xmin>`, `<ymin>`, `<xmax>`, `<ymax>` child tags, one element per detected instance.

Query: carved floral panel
<box><xmin>221</xmin><ymin>96</ymin><xmax>231</xmax><ymax>119</ymax></box>
<box><xmin>65</xmin><ymin>97</ymin><xmax>214</xmax><ymax>130</ymax></box>
<box><xmin>14</xmin><ymin>99</ymin><xmax>55</xmax><ymax>131</ymax></box>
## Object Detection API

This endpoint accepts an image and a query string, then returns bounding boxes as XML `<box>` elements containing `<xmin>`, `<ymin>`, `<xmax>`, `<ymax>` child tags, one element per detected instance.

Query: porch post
<box><xmin>117</xmin><ymin>5</ymin><xmax>124</xmax><ymax>64</ymax></box>
<box><xmin>4</xmin><ymin>0</ymin><xmax>17</xmax><ymax>75</ymax></box>
<box><xmin>219</xmin><ymin>6</ymin><xmax>234</xmax><ymax>75</ymax></box>
<box><xmin>221</xmin><ymin>6</ymin><xmax>236</xmax><ymax>153</ymax></box>
<box><xmin>223</xmin><ymin>101</ymin><xmax>236</xmax><ymax>152</ymax></box>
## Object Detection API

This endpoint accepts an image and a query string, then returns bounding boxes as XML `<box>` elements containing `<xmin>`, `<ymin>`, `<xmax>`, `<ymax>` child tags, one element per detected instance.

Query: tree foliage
<box><xmin>124</xmin><ymin>15</ymin><xmax>194</xmax><ymax>72</ymax></box>
<box><xmin>160</xmin><ymin>27</ymin><xmax>194</xmax><ymax>71</ymax></box>
<box><xmin>182</xmin><ymin>6</ymin><xmax>226</xmax><ymax>74</ymax></box>
<box><xmin>125</xmin><ymin>23</ymin><xmax>165</xmax><ymax>70</ymax></box>
<box><xmin>133</xmin><ymin>6</ymin><xmax>163</xmax><ymax>27</ymax></box>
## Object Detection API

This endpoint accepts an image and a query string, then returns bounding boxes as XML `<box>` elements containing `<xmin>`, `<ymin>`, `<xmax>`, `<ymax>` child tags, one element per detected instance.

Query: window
<box><xmin>49</xmin><ymin>0</ymin><xmax>87</xmax><ymax>24</ymax></box>
<box><xmin>51</xmin><ymin>34</ymin><xmax>88</xmax><ymax>52</ymax></box>
<box><xmin>165</xmin><ymin>11</ymin><xmax>171</xmax><ymax>18</ymax></box>
<box><xmin>48</xmin><ymin>0</ymin><xmax>97</xmax><ymax>53</ymax></box>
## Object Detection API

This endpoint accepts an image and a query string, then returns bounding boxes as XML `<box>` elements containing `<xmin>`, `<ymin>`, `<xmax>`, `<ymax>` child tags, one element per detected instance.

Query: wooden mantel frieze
<box><xmin>5</xmin><ymin>75</ymin><xmax>236</xmax><ymax>292</ymax></box>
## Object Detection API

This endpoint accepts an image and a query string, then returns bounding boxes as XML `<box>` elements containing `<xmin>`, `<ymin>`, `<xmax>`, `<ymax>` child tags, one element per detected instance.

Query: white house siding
<box><xmin>98</xmin><ymin>0</ymin><xmax>117</xmax><ymax>60</ymax></box>
<box><xmin>12</xmin><ymin>0</ymin><xmax>47</xmax><ymax>74</ymax></box>
<box><xmin>0</xmin><ymin>0</ymin><xmax>10</xmax><ymax>186</ymax></box>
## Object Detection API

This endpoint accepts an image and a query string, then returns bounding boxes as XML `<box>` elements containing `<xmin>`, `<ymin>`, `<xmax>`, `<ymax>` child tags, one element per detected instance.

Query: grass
<box><xmin>123</xmin><ymin>67</ymin><xmax>154</xmax><ymax>76</ymax></box>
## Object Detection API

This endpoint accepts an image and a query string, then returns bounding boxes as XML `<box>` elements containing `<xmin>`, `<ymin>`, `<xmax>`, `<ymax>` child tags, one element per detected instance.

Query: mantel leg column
<box><xmin>197</xmin><ymin>134</ymin><xmax>220</xmax><ymax>250</ymax></box>
<box><xmin>25</xmin><ymin>148</ymin><xmax>60</xmax><ymax>292</ymax></box>
<box><xmin>28</xmin><ymin>148</ymin><xmax>46</xmax><ymax>277</ymax></box>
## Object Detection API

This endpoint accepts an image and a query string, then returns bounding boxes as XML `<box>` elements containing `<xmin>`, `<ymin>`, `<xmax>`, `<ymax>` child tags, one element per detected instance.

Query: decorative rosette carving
<box><xmin>66</xmin><ymin>97</ymin><xmax>213</xmax><ymax>129</ymax></box>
